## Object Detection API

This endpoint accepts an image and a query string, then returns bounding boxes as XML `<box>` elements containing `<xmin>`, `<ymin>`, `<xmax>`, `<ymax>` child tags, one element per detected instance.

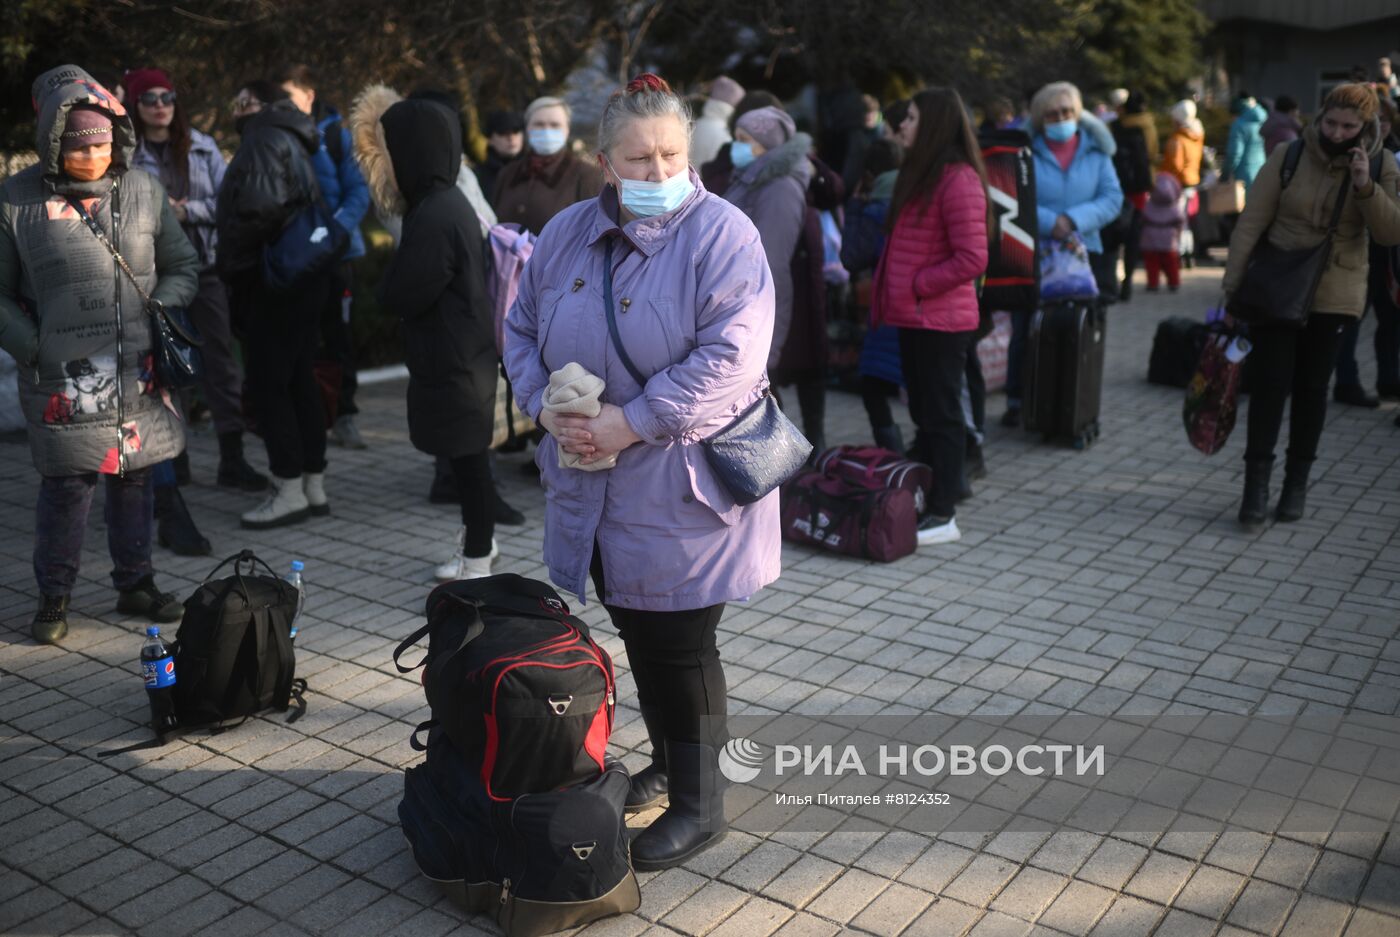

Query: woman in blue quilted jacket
<box><xmin>1002</xmin><ymin>82</ymin><xmax>1122</xmax><ymax>428</ymax></box>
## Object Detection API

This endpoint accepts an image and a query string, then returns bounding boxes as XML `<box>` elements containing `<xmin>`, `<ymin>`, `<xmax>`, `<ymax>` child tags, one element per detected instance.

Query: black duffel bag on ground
<box><xmin>399</xmin><ymin>726</ymin><xmax>640</xmax><ymax>937</ymax></box>
<box><xmin>1148</xmin><ymin>316</ymin><xmax>1209</xmax><ymax>388</ymax></box>
<box><xmin>393</xmin><ymin>573</ymin><xmax>616</xmax><ymax>800</ymax></box>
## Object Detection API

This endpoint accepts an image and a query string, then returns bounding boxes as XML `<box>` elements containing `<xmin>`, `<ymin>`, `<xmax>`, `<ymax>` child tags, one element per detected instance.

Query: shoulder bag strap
<box><xmin>1280</xmin><ymin>139</ymin><xmax>1304</xmax><ymax>190</ymax></box>
<box><xmin>1324</xmin><ymin>173</ymin><xmax>1350</xmax><ymax>236</ymax></box>
<box><xmin>601</xmin><ymin>237</ymin><xmax>649</xmax><ymax>388</ymax></box>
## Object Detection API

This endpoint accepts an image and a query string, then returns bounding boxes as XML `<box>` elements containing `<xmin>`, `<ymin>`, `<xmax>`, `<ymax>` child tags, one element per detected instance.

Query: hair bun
<box><xmin>626</xmin><ymin>73</ymin><xmax>671</xmax><ymax>95</ymax></box>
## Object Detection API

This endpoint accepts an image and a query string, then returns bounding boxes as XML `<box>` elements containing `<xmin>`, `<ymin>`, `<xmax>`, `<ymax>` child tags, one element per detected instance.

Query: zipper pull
<box><xmin>500</xmin><ymin>878</ymin><xmax>510</xmax><ymax>904</ymax></box>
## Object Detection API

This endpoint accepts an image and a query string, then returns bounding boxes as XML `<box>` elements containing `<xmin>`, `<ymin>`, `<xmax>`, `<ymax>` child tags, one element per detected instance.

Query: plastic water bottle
<box><xmin>285</xmin><ymin>560</ymin><xmax>306</xmax><ymax>639</ymax></box>
<box><xmin>140</xmin><ymin>626</ymin><xmax>178</xmax><ymax>738</ymax></box>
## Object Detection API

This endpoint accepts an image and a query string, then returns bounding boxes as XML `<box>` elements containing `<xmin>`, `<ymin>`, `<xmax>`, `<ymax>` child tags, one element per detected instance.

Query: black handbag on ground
<box><xmin>1227</xmin><ymin>139</ymin><xmax>1350</xmax><ymax>329</ymax></box>
<box><xmin>66</xmin><ymin>184</ymin><xmax>204</xmax><ymax>388</ymax></box>
<box><xmin>600</xmin><ymin>237</ymin><xmax>811</xmax><ymax>504</ymax></box>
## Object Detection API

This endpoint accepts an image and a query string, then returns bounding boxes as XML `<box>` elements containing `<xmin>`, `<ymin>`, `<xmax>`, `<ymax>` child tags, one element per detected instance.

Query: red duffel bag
<box><xmin>812</xmin><ymin>446</ymin><xmax>933</xmax><ymax>515</ymax></box>
<box><xmin>780</xmin><ymin>469</ymin><xmax>917</xmax><ymax>563</ymax></box>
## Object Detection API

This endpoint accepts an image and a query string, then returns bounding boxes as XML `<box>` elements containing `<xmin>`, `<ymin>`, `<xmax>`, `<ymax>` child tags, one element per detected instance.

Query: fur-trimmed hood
<box><xmin>1077</xmin><ymin>112</ymin><xmax>1117</xmax><ymax>158</ymax></box>
<box><xmin>350</xmin><ymin>83</ymin><xmax>406</xmax><ymax>218</ymax></box>
<box><xmin>734</xmin><ymin>131</ymin><xmax>814</xmax><ymax>190</ymax></box>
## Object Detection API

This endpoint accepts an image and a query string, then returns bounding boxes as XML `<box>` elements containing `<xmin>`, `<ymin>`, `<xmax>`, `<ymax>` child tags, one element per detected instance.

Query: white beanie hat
<box><xmin>1170</xmin><ymin>99</ymin><xmax>1197</xmax><ymax>125</ymax></box>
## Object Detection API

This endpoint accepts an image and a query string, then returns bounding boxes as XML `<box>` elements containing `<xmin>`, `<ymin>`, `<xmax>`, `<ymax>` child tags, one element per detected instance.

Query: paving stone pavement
<box><xmin>2</xmin><ymin>256</ymin><xmax>1399</xmax><ymax>937</ymax></box>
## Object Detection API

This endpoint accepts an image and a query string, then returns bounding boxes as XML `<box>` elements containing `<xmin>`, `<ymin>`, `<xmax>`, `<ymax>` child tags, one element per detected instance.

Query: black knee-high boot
<box><xmin>629</xmin><ymin>739</ymin><xmax>727</xmax><ymax>870</ymax></box>
<box><xmin>625</xmin><ymin>704</ymin><xmax>669</xmax><ymax>812</ymax></box>
<box><xmin>1239</xmin><ymin>457</ymin><xmax>1273</xmax><ymax>529</ymax></box>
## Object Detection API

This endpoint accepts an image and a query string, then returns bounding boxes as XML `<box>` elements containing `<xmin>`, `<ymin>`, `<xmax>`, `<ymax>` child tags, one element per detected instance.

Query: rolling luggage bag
<box><xmin>1024</xmin><ymin>300</ymin><xmax>1106</xmax><ymax>449</ymax></box>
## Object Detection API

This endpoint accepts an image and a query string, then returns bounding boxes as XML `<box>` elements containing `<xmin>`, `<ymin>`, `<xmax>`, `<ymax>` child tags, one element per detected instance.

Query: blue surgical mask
<box><xmin>528</xmin><ymin>127</ymin><xmax>567</xmax><ymax>156</ymax></box>
<box><xmin>609</xmin><ymin>163</ymin><xmax>695</xmax><ymax>218</ymax></box>
<box><xmin>1044</xmin><ymin>119</ymin><xmax>1078</xmax><ymax>143</ymax></box>
<box><xmin>730</xmin><ymin>140</ymin><xmax>756</xmax><ymax>169</ymax></box>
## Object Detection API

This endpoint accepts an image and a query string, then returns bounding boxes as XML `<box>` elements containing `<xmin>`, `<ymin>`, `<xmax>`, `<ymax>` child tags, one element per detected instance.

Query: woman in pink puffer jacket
<box><xmin>872</xmin><ymin>87</ymin><xmax>990</xmax><ymax>545</ymax></box>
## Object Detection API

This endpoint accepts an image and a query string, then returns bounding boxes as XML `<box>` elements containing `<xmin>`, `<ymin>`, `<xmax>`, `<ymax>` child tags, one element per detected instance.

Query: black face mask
<box><xmin>1320</xmin><ymin>131</ymin><xmax>1362</xmax><ymax>157</ymax></box>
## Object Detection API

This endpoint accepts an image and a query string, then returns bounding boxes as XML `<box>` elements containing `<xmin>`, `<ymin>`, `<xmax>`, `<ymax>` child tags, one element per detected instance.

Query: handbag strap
<box><xmin>602</xmin><ymin>238</ymin><xmax>649</xmax><ymax>388</ymax></box>
<box><xmin>65</xmin><ymin>182</ymin><xmax>152</xmax><ymax>305</ymax></box>
<box><xmin>1324</xmin><ymin>172</ymin><xmax>1350</xmax><ymax>236</ymax></box>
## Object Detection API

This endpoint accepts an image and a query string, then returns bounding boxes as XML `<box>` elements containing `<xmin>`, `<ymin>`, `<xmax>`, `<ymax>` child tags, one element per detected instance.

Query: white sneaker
<box><xmin>433</xmin><ymin>532</ymin><xmax>499</xmax><ymax>581</ymax></box>
<box><xmin>916</xmin><ymin>514</ymin><xmax>961</xmax><ymax>546</ymax></box>
<box><xmin>241</xmin><ymin>476</ymin><xmax>310</xmax><ymax>530</ymax></box>
<box><xmin>303</xmin><ymin>472</ymin><xmax>330</xmax><ymax>516</ymax></box>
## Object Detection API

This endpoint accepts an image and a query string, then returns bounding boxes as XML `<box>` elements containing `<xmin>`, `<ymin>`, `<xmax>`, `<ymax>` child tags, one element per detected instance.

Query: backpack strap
<box><xmin>1279</xmin><ymin>139</ymin><xmax>1304</xmax><ymax>189</ymax></box>
<box><xmin>409</xmin><ymin>719</ymin><xmax>438</xmax><ymax>751</ymax></box>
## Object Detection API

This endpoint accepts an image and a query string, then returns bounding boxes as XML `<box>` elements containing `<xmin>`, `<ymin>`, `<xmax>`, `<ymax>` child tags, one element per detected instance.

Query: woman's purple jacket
<box><xmin>503</xmin><ymin>170</ymin><xmax>783</xmax><ymax>611</ymax></box>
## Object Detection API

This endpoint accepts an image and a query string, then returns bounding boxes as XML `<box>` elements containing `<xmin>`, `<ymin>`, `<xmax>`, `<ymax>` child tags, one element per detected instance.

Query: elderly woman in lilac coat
<box><xmin>503</xmin><ymin>74</ymin><xmax>780</xmax><ymax>871</ymax></box>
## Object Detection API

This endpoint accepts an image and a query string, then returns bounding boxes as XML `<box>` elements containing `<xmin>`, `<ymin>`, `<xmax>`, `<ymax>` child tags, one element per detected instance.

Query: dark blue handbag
<box><xmin>150</xmin><ymin>302</ymin><xmax>204</xmax><ymax>389</ymax></box>
<box><xmin>261</xmin><ymin>156</ymin><xmax>349</xmax><ymax>293</ymax></box>
<box><xmin>65</xmin><ymin>188</ymin><xmax>204</xmax><ymax>389</ymax></box>
<box><xmin>600</xmin><ymin>238</ymin><xmax>811</xmax><ymax>505</ymax></box>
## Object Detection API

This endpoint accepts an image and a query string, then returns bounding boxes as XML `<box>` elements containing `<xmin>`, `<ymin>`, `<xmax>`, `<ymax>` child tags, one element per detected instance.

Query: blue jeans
<box><xmin>34</xmin><ymin>469</ymin><xmax>154</xmax><ymax>596</ymax></box>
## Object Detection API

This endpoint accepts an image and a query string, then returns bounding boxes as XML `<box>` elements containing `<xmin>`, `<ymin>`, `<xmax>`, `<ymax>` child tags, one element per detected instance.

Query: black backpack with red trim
<box><xmin>393</xmin><ymin>574</ymin><xmax>616</xmax><ymax>801</ymax></box>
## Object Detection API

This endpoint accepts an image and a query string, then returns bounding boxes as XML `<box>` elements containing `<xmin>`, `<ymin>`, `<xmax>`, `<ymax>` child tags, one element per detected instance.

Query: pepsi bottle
<box><xmin>141</xmin><ymin>626</ymin><xmax>178</xmax><ymax>739</ymax></box>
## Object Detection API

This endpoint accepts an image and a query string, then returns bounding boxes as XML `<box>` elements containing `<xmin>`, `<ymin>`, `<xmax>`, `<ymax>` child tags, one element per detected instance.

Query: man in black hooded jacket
<box><xmin>217</xmin><ymin>91</ymin><xmax>334</xmax><ymax>529</ymax></box>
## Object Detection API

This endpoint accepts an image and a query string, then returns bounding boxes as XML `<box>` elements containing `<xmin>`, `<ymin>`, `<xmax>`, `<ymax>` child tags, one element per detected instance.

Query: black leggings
<box><xmin>1245</xmin><ymin>313</ymin><xmax>1349</xmax><ymax>464</ymax></box>
<box><xmin>449</xmin><ymin>451</ymin><xmax>495</xmax><ymax>557</ymax></box>
<box><xmin>590</xmin><ymin>547</ymin><xmax>727</xmax><ymax>746</ymax></box>
<box><xmin>861</xmin><ymin>375</ymin><xmax>898</xmax><ymax>433</ymax></box>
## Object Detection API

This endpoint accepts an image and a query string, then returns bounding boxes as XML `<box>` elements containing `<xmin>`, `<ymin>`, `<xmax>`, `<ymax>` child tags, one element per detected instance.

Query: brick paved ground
<box><xmin>2</xmin><ymin>257</ymin><xmax>1398</xmax><ymax>936</ymax></box>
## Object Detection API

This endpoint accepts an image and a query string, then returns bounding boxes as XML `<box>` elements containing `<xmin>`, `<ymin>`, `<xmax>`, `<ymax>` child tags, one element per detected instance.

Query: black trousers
<box><xmin>590</xmin><ymin>547</ymin><xmax>726</xmax><ymax>747</ymax></box>
<box><xmin>318</xmin><ymin>261</ymin><xmax>359</xmax><ymax>416</ymax></box>
<box><xmin>1336</xmin><ymin>261</ymin><xmax>1400</xmax><ymax>389</ymax></box>
<box><xmin>1245</xmin><ymin>313</ymin><xmax>1349</xmax><ymax>464</ymax></box>
<box><xmin>236</xmin><ymin>275</ymin><xmax>329</xmax><ymax>480</ymax></box>
<box><xmin>861</xmin><ymin>375</ymin><xmax>898</xmax><ymax>433</ymax></box>
<box><xmin>449</xmin><ymin>451</ymin><xmax>495</xmax><ymax>557</ymax></box>
<box><xmin>899</xmin><ymin>327</ymin><xmax>975</xmax><ymax>518</ymax></box>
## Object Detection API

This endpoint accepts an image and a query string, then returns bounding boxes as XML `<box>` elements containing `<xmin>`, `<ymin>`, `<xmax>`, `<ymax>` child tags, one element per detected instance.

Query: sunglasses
<box><xmin>139</xmin><ymin>91</ymin><xmax>177</xmax><ymax>107</ymax></box>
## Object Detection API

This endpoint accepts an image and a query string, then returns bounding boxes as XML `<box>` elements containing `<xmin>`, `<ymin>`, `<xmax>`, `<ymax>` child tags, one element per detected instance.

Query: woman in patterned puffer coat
<box><xmin>0</xmin><ymin>66</ymin><xmax>199</xmax><ymax>644</ymax></box>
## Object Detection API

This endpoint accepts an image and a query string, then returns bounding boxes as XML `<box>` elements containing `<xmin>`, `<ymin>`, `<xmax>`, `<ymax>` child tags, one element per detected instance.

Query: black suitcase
<box><xmin>1024</xmin><ymin>300</ymin><xmax>1106</xmax><ymax>449</ymax></box>
<box><xmin>1148</xmin><ymin>317</ymin><xmax>1208</xmax><ymax>388</ymax></box>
